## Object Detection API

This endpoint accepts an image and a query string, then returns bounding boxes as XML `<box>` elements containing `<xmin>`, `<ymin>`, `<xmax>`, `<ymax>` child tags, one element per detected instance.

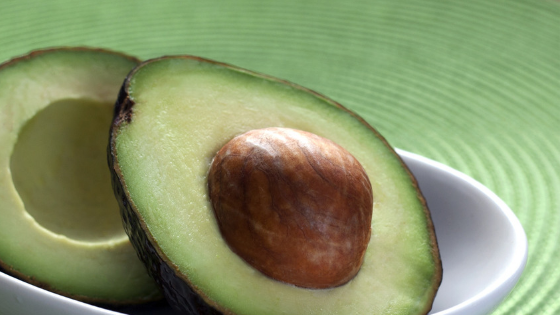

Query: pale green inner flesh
<box><xmin>11</xmin><ymin>99</ymin><xmax>124</xmax><ymax>242</ymax></box>
<box><xmin>0</xmin><ymin>50</ymin><xmax>159</xmax><ymax>300</ymax></box>
<box><xmin>117</xmin><ymin>59</ymin><xmax>438</xmax><ymax>314</ymax></box>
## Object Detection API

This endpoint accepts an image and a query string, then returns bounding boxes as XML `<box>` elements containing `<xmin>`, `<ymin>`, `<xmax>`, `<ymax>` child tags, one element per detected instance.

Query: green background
<box><xmin>1</xmin><ymin>0</ymin><xmax>559</xmax><ymax>314</ymax></box>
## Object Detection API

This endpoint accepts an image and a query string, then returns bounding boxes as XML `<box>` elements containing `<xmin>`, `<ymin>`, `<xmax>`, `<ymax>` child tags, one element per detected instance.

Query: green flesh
<box><xmin>0</xmin><ymin>49</ymin><xmax>160</xmax><ymax>302</ymax></box>
<box><xmin>115</xmin><ymin>57</ymin><xmax>440</xmax><ymax>314</ymax></box>
<box><xmin>11</xmin><ymin>98</ymin><xmax>123</xmax><ymax>242</ymax></box>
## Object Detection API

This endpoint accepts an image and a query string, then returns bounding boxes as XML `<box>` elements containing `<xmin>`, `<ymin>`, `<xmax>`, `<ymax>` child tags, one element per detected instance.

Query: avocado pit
<box><xmin>208</xmin><ymin>127</ymin><xmax>373</xmax><ymax>289</ymax></box>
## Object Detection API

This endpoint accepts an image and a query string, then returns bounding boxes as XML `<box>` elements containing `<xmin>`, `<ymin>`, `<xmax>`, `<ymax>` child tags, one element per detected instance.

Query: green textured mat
<box><xmin>1</xmin><ymin>0</ymin><xmax>559</xmax><ymax>314</ymax></box>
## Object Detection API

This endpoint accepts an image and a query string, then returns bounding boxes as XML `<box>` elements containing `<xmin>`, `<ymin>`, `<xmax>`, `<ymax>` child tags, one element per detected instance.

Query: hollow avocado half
<box><xmin>0</xmin><ymin>48</ymin><xmax>161</xmax><ymax>303</ymax></box>
<box><xmin>109</xmin><ymin>56</ymin><xmax>442</xmax><ymax>315</ymax></box>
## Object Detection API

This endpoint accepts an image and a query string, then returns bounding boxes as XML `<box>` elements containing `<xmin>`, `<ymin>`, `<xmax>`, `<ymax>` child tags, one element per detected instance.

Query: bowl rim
<box><xmin>397</xmin><ymin>149</ymin><xmax>528</xmax><ymax>315</ymax></box>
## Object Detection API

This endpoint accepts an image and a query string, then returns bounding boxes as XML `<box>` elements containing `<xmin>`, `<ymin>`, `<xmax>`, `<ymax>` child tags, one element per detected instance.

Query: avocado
<box><xmin>109</xmin><ymin>56</ymin><xmax>442</xmax><ymax>314</ymax></box>
<box><xmin>0</xmin><ymin>48</ymin><xmax>161</xmax><ymax>303</ymax></box>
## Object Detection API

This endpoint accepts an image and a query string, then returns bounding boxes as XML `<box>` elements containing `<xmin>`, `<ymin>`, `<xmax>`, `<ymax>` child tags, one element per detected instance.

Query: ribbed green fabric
<box><xmin>1</xmin><ymin>0</ymin><xmax>559</xmax><ymax>314</ymax></box>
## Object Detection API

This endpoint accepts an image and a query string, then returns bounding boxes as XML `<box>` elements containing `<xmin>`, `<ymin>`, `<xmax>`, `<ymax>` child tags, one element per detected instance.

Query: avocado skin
<box><xmin>109</xmin><ymin>55</ymin><xmax>442</xmax><ymax>315</ymax></box>
<box><xmin>109</xmin><ymin>85</ymin><xmax>223</xmax><ymax>315</ymax></box>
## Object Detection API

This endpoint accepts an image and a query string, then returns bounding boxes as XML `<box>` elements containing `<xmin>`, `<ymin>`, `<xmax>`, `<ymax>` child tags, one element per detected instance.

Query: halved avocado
<box><xmin>0</xmin><ymin>48</ymin><xmax>161</xmax><ymax>303</ymax></box>
<box><xmin>109</xmin><ymin>56</ymin><xmax>442</xmax><ymax>314</ymax></box>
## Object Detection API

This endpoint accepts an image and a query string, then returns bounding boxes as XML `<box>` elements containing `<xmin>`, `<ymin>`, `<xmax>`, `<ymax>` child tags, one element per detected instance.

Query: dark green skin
<box><xmin>108</xmin><ymin>55</ymin><xmax>442</xmax><ymax>315</ymax></box>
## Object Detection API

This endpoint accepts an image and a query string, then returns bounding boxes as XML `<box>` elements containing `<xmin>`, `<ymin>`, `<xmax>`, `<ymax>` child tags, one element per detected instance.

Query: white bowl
<box><xmin>401</xmin><ymin>150</ymin><xmax>528</xmax><ymax>315</ymax></box>
<box><xmin>0</xmin><ymin>150</ymin><xmax>527</xmax><ymax>315</ymax></box>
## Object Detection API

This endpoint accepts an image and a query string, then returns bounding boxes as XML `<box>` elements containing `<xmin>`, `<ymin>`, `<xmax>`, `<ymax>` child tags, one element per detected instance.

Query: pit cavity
<box><xmin>10</xmin><ymin>99</ymin><xmax>125</xmax><ymax>243</ymax></box>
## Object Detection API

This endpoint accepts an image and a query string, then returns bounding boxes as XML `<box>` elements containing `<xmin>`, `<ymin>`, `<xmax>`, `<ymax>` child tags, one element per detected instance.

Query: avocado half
<box><xmin>109</xmin><ymin>56</ymin><xmax>442</xmax><ymax>314</ymax></box>
<box><xmin>0</xmin><ymin>48</ymin><xmax>161</xmax><ymax>303</ymax></box>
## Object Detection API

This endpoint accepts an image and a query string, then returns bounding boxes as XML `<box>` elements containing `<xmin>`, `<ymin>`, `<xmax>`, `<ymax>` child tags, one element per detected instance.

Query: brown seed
<box><xmin>208</xmin><ymin>127</ymin><xmax>373</xmax><ymax>289</ymax></box>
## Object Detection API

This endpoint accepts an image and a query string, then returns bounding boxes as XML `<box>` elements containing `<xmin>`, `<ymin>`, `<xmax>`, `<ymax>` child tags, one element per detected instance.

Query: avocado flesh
<box><xmin>11</xmin><ymin>98</ymin><xmax>124</xmax><ymax>242</ymax></box>
<box><xmin>112</xmin><ymin>56</ymin><xmax>441</xmax><ymax>314</ymax></box>
<box><xmin>0</xmin><ymin>49</ymin><xmax>160</xmax><ymax>302</ymax></box>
